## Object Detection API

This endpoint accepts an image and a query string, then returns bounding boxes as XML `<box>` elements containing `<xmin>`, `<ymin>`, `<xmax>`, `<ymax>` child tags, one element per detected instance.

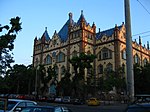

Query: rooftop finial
<box><xmin>81</xmin><ymin>10</ymin><xmax>83</xmax><ymax>15</ymax></box>
<box><xmin>45</xmin><ymin>27</ymin><xmax>47</xmax><ymax>31</ymax></box>
<box><xmin>69</xmin><ymin>12</ymin><xmax>73</xmax><ymax>19</ymax></box>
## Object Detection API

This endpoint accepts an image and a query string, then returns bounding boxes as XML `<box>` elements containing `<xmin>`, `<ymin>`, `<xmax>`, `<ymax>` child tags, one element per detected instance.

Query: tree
<box><xmin>102</xmin><ymin>67</ymin><xmax>126</xmax><ymax>94</ymax></box>
<box><xmin>39</xmin><ymin>65</ymin><xmax>58</xmax><ymax>96</ymax></box>
<box><xmin>134</xmin><ymin>63</ymin><xmax>150</xmax><ymax>94</ymax></box>
<box><xmin>58</xmin><ymin>71</ymin><xmax>72</xmax><ymax>96</ymax></box>
<box><xmin>69</xmin><ymin>52</ymin><xmax>96</xmax><ymax>98</ymax></box>
<box><xmin>0</xmin><ymin>16</ymin><xmax>22</xmax><ymax>74</ymax></box>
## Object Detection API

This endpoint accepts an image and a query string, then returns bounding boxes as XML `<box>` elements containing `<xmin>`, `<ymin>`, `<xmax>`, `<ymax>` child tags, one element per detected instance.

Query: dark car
<box><xmin>20</xmin><ymin>105</ymin><xmax>72</xmax><ymax>112</ymax></box>
<box><xmin>73</xmin><ymin>98</ymin><xmax>85</xmax><ymax>105</ymax></box>
<box><xmin>126</xmin><ymin>103</ymin><xmax>150</xmax><ymax>112</ymax></box>
<box><xmin>126</xmin><ymin>95</ymin><xmax>150</xmax><ymax>112</ymax></box>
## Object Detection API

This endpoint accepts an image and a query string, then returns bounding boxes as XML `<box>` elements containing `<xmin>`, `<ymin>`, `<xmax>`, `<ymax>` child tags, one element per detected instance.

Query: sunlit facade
<box><xmin>33</xmin><ymin>11</ymin><xmax>150</xmax><ymax>81</ymax></box>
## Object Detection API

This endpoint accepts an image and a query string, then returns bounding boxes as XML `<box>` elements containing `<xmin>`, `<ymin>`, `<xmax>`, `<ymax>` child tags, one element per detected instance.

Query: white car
<box><xmin>0</xmin><ymin>99</ymin><xmax>37</xmax><ymax>112</ymax></box>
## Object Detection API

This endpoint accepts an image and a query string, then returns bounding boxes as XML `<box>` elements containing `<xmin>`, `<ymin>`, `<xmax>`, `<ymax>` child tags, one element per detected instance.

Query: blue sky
<box><xmin>0</xmin><ymin>0</ymin><xmax>150</xmax><ymax>65</ymax></box>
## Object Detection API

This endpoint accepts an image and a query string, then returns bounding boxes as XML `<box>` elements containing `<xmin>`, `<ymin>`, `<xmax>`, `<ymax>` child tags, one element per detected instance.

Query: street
<box><xmin>38</xmin><ymin>102</ymin><xmax>128</xmax><ymax>112</ymax></box>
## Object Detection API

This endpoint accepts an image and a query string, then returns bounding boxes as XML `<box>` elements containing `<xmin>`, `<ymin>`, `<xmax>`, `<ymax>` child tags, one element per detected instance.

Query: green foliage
<box><xmin>58</xmin><ymin>71</ymin><xmax>72</xmax><ymax>96</ymax></box>
<box><xmin>0</xmin><ymin>17</ymin><xmax>22</xmax><ymax>74</ymax></box>
<box><xmin>0</xmin><ymin>64</ymin><xmax>35</xmax><ymax>94</ymax></box>
<box><xmin>102</xmin><ymin>67</ymin><xmax>126</xmax><ymax>93</ymax></box>
<box><xmin>69</xmin><ymin>52</ymin><xmax>96</xmax><ymax>98</ymax></box>
<box><xmin>134</xmin><ymin>63</ymin><xmax>150</xmax><ymax>94</ymax></box>
<box><xmin>39</xmin><ymin>65</ymin><xmax>58</xmax><ymax>95</ymax></box>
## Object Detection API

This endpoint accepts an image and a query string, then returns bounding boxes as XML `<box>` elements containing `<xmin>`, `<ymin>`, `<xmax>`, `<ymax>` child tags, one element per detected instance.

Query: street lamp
<box><xmin>35</xmin><ymin>65</ymin><xmax>40</xmax><ymax>99</ymax></box>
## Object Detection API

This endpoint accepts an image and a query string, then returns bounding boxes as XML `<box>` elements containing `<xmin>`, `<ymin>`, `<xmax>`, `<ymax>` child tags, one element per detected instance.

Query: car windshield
<box><xmin>89</xmin><ymin>99</ymin><xmax>96</xmax><ymax>101</ymax></box>
<box><xmin>0</xmin><ymin>101</ymin><xmax>18</xmax><ymax>111</ymax></box>
<box><xmin>21</xmin><ymin>107</ymin><xmax>54</xmax><ymax>112</ymax></box>
<box><xmin>7</xmin><ymin>101</ymin><xmax>18</xmax><ymax>110</ymax></box>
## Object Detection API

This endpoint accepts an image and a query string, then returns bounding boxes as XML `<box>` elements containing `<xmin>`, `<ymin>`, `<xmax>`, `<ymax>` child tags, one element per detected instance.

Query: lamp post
<box><xmin>35</xmin><ymin>65</ymin><xmax>40</xmax><ymax>99</ymax></box>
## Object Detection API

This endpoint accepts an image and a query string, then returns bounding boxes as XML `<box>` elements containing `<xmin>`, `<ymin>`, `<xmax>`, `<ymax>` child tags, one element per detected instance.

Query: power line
<box><xmin>137</xmin><ymin>0</ymin><xmax>150</xmax><ymax>16</ymax></box>
<box><xmin>132</xmin><ymin>30</ymin><xmax>150</xmax><ymax>36</ymax></box>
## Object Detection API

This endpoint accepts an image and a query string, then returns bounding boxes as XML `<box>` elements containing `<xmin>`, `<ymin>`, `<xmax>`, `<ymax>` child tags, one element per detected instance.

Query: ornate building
<box><xmin>33</xmin><ymin>11</ymin><xmax>150</xmax><ymax>82</ymax></box>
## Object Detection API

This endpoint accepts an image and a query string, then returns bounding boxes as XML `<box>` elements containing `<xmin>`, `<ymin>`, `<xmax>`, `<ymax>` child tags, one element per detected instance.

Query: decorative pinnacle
<box><xmin>45</xmin><ymin>27</ymin><xmax>47</xmax><ymax>31</ymax></box>
<box><xmin>69</xmin><ymin>12</ymin><xmax>73</xmax><ymax>19</ymax></box>
<box><xmin>81</xmin><ymin>10</ymin><xmax>83</xmax><ymax>15</ymax></box>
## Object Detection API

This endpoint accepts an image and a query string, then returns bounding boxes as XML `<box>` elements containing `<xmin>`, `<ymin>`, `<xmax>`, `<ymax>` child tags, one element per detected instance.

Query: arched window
<box><xmin>143</xmin><ymin>58</ymin><xmax>148</xmax><ymax>66</ymax></box>
<box><xmin>35</xmin><ymin>58</ymin><xmax>39</xmax><ymax>66</ymax></box>
<box><xmin>98</xmin><ymin>64</ymin><xmax>103</xmax><ymax>74</ymax></box>
<box><xmin>106</xmin><ymin>63</ymin><xmax>113</xmax><ymax>72</ymax></box>
<box><xmin>72</xmin><ymin>50</ymin><xmax>78</xmax><ymax>57</ymax></box>
<box><xmin>99</xmin><ymin>47</ymin><xmax>112</xmax><ymax>60</ymax></box>
<box><xmin>55</xmin><ymin>65</ymin><xmax>59</xmax><ymax>75</ymax></box>
<box><xmin>134</xmin><ymin>54</ymin><xmax>140</xmax><ymax>64</ymax></box>
<box><xmin>122</xmin><ymin>49</ymin><xmax>126</xmax><ymax>59</ymax></box>
<box><xmin>87</xmin><ymin>50</ymin><xmax>91</xmax><ymax>55</ymax></box>
<box><xmin>45</xmin><ymin>54</ymin><xmax>52</xmax><ymax>64</ymax></box>
<box><xmin>61</xmin><ymin>66</ymin><xmax>66</xmax><ymax>74</ymax></box>
<box><xmin>56</xmin><ymin>52</ymin><xmax>65</xmax><ymax>62</ymax></box>
<box><xmin>52</xmin><ymin>52</ymin><xmax>56</xmax><ymax>58</ymax></box>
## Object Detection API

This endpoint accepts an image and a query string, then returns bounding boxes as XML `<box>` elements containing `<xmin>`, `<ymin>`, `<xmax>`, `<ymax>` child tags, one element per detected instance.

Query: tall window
<box><xmin>99</xmin><ymin>47</ymin><xmax>112</xmax><ymax>60</ymax></box>
<box><xmin>55</xmin><ymin>66</ymin><xmax>59</xmax><ymax>75</ymax></box>
<box><xmin>122</xmin><ymin>50</ymin><xmax>126</xmax><ymax>59</ymax></box>
<box><xmin>98</xmin><ymin>64</ymin><xmax>103</xmax><ymax>74</ymax></box>
<box><xmin>134</xmin><ymin>54</ymin><xmax>140</xmax><ymax>64</ymax></box>
<box><xmin>56</xmin><ymin>52</ymin><xmax>65</xmax><ymax>62</ymax></box>
<box><xmin>61</xmin><ymin>66</ymin><xmax>66</xmax><ymax>74</ymax></box>
<box><xmin>45</xmin><ymin>55</ymin><xmax>52</xmax><ymax>64</ymax></box>
<box><xmin>35</xmin><ymin>58</ymin><xmax>39</xmax><ymax>66</ymax></box>
<box><xmin>143</xmin><ymin>58</ymin><xmax>148</xmax><ymax>66</ymax></box>
<box><xmin>106</xmin><ymin>63</ymin><xmax>113</xmax><ymax>72</ymax></box>
<box><xmin>72</xmin><ymin>50</ymin><xmax>78</xmax><ymax>57</ymax></box>
<box><xmin>52</xmin><ymin>52</ymin><xmax>56</xmax><ymax>58</ymax></box>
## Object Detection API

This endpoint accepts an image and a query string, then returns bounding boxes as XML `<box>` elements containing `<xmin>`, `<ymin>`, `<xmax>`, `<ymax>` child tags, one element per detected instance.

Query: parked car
<box><xmin>87</xmin><ymin>98</ymin><xmax>100</xmax><ymax>106</ymax></box>
<box><xmin>62</xmin><ymin>96</ymin><xmax>72</xmax><ymax>104</ymax></box>
<box><xmin>20</xmin><ymin>105</ymin><xmax>72</xmax><ymax>112</ymax></box>
<box><xmin>54</xmin><ymin>96</ymin><xmax>63</xmax><ymax>103</ymax></box>
<box><xmin>73</xmin><ymin>98</ymin><xmax>85</xmax><ymax>105</ymax></box>
<box><xmin>0</xmin><ymin>98</ymin><xmax>37</xmax><ymax>112</ymax></box>
<box><xmin>126</xmin><ymin>103</ymin><xmax>150</xmax><ymax>112</ymax></box>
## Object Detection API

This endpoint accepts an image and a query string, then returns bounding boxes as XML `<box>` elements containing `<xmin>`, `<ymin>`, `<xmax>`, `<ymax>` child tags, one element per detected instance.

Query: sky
<box><xmin>0</xmin><ymin>0</ymin><xmax>150</xmax><ymax>66</ymax></box>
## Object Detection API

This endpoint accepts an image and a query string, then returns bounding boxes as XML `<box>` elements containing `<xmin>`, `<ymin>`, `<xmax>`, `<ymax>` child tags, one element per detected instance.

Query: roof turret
<box><xmin>77</xmin><ymin>10</ymin><xmax>88</xmax><ymax>25</ymax></box>
<box><xmin>58</xmin><ymin>12</ymin><xmax>75</xmax><ymax>42</ymax></box>
<box><xmin>41</xmin><ymin>27</ymin><xmax>50</xmax><ymax>41</ymax></box>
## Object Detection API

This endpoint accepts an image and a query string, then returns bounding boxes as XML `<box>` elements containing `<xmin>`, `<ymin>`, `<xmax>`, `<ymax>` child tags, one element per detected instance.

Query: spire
<box><xmin>77</xmin><ymin>10</ymin><xmax>87</xmax><ymax>25</ymax></box>
<box><xmin>68</xmin><ymin>12</ymin><xmax>73</xmax><ymax>26</ymax></box>
<box><xmin>99</xmin><ymin>28</ymin><xmax>100</xmax><ymax>33</ymax></box>
<box><xmin>139</xmin><ymin>36</ymin><xmax>141</xmax><ymax>45</ymax></box>
<box><xmin>147</xmin><ymin>41</ymin><xmax>149</xmax><ymax>50</ymax></box>
<box><xmin>45</xmin><ymin>27</ymin><xmax>47</xmax><ymax>31</ymax></box>
<box><xmin>41</xmin><ymin>27</ymin><xmax>50</xmax><ymax>41</ymax></box>
<box><xmin>81</xmin><ymin>10</ymin><xmax>83</xmax><ymax>15</ymax></box>
<box><xmin>69</xmin><ymin>12</ymin><xmax>73</xmax><ymax>20</ymax></box>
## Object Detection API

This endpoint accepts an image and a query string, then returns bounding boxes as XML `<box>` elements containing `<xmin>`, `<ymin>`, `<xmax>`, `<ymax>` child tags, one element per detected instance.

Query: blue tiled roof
<box><xmin>96</xmin><ymin>25</ymin><xmax>122</xmax><ymax>39</ymax></box>
<box><xmin>58</xmin><ymin>11</ymin><xmax>89</xmax><ymax>42</ymax></box>
<box><xmin>58</xmin><ymin>19</ymin><xmax>75</xmax><ymax>42</ymax></box>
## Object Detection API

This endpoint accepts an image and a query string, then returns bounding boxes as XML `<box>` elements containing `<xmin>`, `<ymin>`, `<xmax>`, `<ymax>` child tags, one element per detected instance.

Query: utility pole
<box><xmin>124</xmin><ymin>0</ymin><xmax>134</xmax><ymax>102</ymax></box>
